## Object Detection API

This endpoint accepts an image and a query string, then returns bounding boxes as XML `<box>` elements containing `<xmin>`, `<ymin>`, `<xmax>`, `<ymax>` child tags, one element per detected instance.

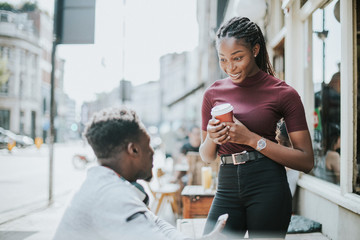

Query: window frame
<box><xmin>291</xmin><ymin>0</ymin><xmax>360</xmax><ymax>214</ymax></box>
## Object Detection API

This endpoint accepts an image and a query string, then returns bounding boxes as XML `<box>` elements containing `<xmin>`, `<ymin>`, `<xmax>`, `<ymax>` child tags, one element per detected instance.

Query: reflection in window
<box><xmin>311</xmin><ymin>1</ymin><xmax>341</xmax><ymax>185</ymax></box>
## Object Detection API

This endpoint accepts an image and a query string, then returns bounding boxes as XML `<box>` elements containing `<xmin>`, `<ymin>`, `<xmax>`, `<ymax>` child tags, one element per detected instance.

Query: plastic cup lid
<box><xmin>211</xmin><ymin>103</ymin><xmax>234</xmax><ymax>117</ymax></box>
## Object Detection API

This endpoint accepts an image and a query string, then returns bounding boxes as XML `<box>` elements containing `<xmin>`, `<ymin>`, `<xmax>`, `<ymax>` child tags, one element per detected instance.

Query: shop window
<box><xmin>310</xmin><ymin>1</ymin><xmax>341</xmax><ymax>185</ymax></box>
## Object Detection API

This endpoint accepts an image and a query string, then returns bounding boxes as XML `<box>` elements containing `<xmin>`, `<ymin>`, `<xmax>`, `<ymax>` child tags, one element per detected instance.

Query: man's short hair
<box><xmin>83</xmin><ymin>107</ymin><xmax>143</xmax><ymax>159</ymax></box>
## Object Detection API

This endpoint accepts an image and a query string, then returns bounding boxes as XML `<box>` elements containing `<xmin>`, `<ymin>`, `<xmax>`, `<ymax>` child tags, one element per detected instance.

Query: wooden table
<box><xmin>181</xmin><ymin>185</ymin><xmax>215</xmax><ymax>218</ymax></box>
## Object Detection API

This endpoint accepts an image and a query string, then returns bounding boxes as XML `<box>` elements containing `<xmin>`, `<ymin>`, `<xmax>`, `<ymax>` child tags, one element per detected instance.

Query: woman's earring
<box><xmin>254</xmin><ymin>54</ymin><xmax>257</xmax><ymax>57</ymax></box>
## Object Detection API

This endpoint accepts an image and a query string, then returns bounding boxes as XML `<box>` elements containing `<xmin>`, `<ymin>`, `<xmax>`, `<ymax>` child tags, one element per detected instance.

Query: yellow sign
<box><xmin>35</xmin><ymin>137</ymin><xmax>43</xmax><ymax>149</ymax></box>
<box><xmin>7</xmin><ymin>139</ymin><xmax>16</xmax><ymax>152</ymax></box>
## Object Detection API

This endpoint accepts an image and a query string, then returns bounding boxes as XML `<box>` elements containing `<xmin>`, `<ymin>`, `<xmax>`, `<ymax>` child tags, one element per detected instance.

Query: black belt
<box><xmin>220</xmin><ymin>151</ymin><xmax>265</xmax><ymax>165</ymax></box>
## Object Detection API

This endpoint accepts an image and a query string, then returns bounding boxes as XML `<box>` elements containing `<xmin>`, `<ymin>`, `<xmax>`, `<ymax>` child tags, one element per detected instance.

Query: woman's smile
<box><xmin>227</xmin><ymin>72</ymin><xmax>241</xmax><ymax>79</ymax></box>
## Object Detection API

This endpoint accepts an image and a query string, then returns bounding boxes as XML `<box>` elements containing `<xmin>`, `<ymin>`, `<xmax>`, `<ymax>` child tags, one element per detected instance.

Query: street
<box><xmin>0</xmin><ymin>141</ymin><xmax>95</xmax><ymax>224</ymax></box>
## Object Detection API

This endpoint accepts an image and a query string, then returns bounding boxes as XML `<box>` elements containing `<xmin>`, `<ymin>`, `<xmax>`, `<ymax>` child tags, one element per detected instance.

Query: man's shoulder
<box><xmin>79</xmin><ymin>166</ymin><xmax>139</xmax><ymax>200</ymax></box>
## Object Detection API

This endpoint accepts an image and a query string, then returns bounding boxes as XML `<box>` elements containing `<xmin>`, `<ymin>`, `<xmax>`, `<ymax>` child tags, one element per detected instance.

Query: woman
<box><xmin>200</xmin><ymin>17</ymin><xmax>314</xmax><ymax>239</ymax></box>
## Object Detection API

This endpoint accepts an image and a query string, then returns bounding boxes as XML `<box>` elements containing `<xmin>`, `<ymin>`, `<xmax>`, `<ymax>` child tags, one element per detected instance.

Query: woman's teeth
<box><xmin>229</xmin><ymin>73</ymin><xmax>240</xmax><ymax>78</ymax></box>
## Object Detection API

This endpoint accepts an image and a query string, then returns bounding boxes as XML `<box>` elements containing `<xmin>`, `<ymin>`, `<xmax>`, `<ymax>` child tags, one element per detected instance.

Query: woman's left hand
<box><xmin>224</xmin><ymin>116</ymin><xmax>255</xmax><ymax>146</ymax></box>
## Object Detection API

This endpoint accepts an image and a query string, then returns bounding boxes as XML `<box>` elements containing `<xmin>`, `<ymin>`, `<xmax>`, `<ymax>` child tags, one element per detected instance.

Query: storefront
<box><xmin>279</xmin><ymin>0</ymin><xmax>359</xmax><ymax>239</ymax></box>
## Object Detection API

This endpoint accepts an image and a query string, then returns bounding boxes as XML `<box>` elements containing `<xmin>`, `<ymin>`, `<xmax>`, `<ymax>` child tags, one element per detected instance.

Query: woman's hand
<box><xmin>224</xmin><ymin>116</ymin><xmax>256</xmax><ymax>146</ymax></box>
<box><xmin>206</xmin><ymin>118</ymin><xmax>230</xmax><ymax>145</ymax></box>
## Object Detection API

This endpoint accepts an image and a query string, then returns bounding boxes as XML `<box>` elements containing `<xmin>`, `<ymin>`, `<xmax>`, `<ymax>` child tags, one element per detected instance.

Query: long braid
<box><xmin>216</xmin><ymin>17</ymin><xmax>275</xmax><ymax>76</ymax></box>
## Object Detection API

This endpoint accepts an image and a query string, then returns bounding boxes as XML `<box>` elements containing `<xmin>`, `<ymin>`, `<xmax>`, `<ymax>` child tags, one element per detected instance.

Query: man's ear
<box><xmin>127</xmin><ymin>142</ymin><xmax>139</xmax><ymax>156</ymax></box>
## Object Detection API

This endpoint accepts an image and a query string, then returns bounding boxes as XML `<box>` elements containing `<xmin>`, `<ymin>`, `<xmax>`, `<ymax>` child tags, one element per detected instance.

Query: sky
<box><xmin>11</xmin><ymin>0</ymin><xmax>199</xmax><ymax>105</ymax></box>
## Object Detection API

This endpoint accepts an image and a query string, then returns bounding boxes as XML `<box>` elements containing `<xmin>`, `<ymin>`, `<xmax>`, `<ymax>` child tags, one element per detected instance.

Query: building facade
<box><xmin>0</xmin><ymin>7</ymin><xmax>75</xmax><ymax>143</ymax></box>
<box><xmin>0</xmin><ymin>10</ymin><xmax>42</xmax><ymax>139</ymax></box>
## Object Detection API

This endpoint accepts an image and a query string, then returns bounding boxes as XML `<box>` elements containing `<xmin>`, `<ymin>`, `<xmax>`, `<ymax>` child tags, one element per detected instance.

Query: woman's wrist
<box><xmin>247</xmin><ymin>132</ymin><xmax>261</xmax><ymax>149</ymax></box>
<box><xmin>200</xmin><ymin>134</ymin><xmax>218</xmax><ymax>162</ymax></box>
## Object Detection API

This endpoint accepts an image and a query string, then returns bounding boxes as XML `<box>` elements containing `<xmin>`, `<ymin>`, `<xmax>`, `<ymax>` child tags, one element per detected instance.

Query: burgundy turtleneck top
<box><xmin>201</xmin><ymin>70</ymin><xmax>308</xmax><ymax>155</ymax></box>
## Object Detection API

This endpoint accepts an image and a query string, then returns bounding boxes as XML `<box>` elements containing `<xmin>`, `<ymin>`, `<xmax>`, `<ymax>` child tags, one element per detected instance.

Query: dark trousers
<box><xmin>203</xmin><ymin>155</ymin><xmax>292</xmax><ymax>239</ymax></box>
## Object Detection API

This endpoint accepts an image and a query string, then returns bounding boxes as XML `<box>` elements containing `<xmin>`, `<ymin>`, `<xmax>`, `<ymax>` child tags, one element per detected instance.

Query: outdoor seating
<box><xmin>147</xmin><ymin>168</ymin><xmax>180</xmax><ymax>215</ymax></box>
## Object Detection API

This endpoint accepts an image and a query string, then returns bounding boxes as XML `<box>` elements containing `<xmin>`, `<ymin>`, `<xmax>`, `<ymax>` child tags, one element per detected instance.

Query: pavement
<box><xmin>0</xmin><ymin>193</ymin><xmax>71</xmax><ymax>240</ymax></box>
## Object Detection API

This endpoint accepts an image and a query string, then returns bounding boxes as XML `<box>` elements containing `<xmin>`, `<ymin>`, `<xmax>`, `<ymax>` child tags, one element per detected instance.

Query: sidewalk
<box><xmin>0</xmin><ymin>193</ymin><xmax>71</xmax><ymax>240</ymax></box>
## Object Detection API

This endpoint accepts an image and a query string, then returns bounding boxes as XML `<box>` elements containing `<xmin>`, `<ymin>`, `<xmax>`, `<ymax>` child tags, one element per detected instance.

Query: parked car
<box><xmin>0</xmin><ymin>127</ymin><xmax>34</xmax><ymax>148</ymax></box>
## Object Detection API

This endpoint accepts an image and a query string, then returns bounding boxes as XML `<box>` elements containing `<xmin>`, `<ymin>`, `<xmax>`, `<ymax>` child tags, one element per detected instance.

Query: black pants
<box><xmin>203</xmin><ymin>155</ymin><xmax>292</xmax><ymax>239</ymax></box>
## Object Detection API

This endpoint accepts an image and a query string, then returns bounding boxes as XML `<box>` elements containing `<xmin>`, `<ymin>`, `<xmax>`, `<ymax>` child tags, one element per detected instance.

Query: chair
<box><xmin>186</xmin><ymin>152</ymin><xmax>220</xmax><ymax>186</ymax></box>
<box><xmin>147</xmin><ymin>168</ymin><xmax>180</xmax><ymax>215</ymax></box>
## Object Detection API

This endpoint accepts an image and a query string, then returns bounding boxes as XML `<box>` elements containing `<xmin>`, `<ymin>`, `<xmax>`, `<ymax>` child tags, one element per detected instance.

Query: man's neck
<box><xmin>102</xmin><ymin>164</ymin><xmax>133</xmax><ymax>181</ymax></box>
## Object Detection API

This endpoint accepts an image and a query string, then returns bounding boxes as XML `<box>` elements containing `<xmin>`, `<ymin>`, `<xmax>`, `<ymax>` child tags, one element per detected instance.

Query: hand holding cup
<box><xmin>211</xmin><ymin>103</ymin><xmax>234</xmax><ymax>123</ymax></box>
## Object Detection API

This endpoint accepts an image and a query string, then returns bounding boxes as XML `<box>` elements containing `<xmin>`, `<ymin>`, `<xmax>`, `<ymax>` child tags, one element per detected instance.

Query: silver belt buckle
<box><xmin>232</xmin><ymin>150</ymin><xmax>249</xmax><ymax>165</ymax></box>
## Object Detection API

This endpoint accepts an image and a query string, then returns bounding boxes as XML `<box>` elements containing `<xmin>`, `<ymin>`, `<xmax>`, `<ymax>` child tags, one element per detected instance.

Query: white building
<box><xmin>0</xmin><ymin>7</ymin><xmax>75</xmax><ymax>143</ymax></box>
<box><xmin>0</xmin><ymin>10</ymin><xmax>42</xmax><ymax>138</ymax></box>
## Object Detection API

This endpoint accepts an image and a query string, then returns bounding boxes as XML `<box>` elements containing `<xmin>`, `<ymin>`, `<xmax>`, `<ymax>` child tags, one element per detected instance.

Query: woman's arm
<box><xmin>199</xmin><ymin>119</ymin><xmax>229</xmax><ymax>163</ymax></box>
<box><xmin>225</xmin><ymin>118</ymin><xmax>314</xmax><ymax>173</ymax></box>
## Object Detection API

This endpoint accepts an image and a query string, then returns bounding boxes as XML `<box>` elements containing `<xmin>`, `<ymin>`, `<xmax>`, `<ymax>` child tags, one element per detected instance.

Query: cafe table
<box><xmin>181</xmin><ymin>185</ymin><xmax>215</xmax><ymax>218</ymax></box>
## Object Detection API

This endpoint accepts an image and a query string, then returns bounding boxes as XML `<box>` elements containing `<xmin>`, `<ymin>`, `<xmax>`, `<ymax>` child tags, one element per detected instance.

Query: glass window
<box><xmin>0</xmin><ymin>53</ymin><xmax>10</xmax><ymax>94</ymax></box>
<box><xmin>310</xmin><ymin>1</ymin><xmax>341</xmax><ymax>185</ymax></box>
<box><xmin>0</xmin><ymin>110</ymin><xmax>10</xmax><ymax>130</ymax></box>
<box><xmin>0</xmin><ymin>13</ymin><xmax>8</xmax><ymax>22</ymax></box>
<box><xmin>0</xmin><ymin>76</ymin><xmax>9</xmax><ymax>94</ymax></box>
<box><xmin>20</xmin><ymin>111</ymin><xmax>24</xmax><ymax>135</ymax></box>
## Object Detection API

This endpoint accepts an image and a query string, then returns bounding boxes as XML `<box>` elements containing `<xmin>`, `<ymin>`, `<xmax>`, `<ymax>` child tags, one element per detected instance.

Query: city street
<box><xmin>0</xmin><ymin>141</ymin><xmax>95</xmax><ymax>224</ymax></box>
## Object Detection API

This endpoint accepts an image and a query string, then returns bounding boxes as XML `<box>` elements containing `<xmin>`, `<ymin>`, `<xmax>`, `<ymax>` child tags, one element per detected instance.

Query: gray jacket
<box><xmin>53</xmin><ymin>166</ymin><xmax>190</xmax><ymax>240</ymax></box>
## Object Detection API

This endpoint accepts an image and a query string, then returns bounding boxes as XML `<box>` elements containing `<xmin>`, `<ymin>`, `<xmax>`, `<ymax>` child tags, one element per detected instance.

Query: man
<box><xmin>53</xmin><ymin>107</ymin><xmax>225</xmax><ymax>240</ymax></box>
<box><xmin>172</xmin><ymin>125</ymin><xmax>201</xmax><ymax>185</ymax></box>
<box><xmin>180</xmin><ymin>125</ymin><xmax>201</xmax><ymax>155</ymax></box>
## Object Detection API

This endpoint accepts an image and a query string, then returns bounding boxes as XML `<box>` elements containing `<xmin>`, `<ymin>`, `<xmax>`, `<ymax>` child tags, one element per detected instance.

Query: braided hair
<box><xmin>216</xmin><ymin>17</ymin><xmax>275</xmax><ymax>76</ymax></box>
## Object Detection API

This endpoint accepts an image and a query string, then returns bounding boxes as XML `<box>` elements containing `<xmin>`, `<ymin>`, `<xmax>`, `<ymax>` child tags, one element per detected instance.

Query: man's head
<box><xmin>83</xmin><ymin>107</ymin><xmax>154</xmax><ymax>182</ymax></box>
